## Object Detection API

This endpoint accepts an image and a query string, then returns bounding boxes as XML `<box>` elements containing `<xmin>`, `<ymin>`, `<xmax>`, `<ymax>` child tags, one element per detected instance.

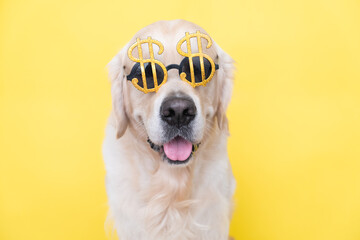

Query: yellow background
<box><xmin>1</xmin><ymin>0</ymin><xmax>360</xmax><ymax>239</ymax></box>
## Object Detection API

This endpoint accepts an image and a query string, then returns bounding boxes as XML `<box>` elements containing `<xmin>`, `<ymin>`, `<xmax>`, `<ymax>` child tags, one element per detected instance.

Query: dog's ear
<box><xmin>108</xmin><ymin>48</ymin><xmax>128</xmax><ymax>139</ymax></box>
<box><xmin>215</xmin><ymin>44</ymin><xmax>235</xmax><ymax>132</ymax></box>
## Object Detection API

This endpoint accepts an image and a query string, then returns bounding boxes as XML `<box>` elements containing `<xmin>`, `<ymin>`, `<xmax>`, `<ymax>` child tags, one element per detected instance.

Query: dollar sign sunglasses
<box><xmin>126</xmin><ymin>31</ymin><xmax>219</xmax><ymax>94</ymax></box>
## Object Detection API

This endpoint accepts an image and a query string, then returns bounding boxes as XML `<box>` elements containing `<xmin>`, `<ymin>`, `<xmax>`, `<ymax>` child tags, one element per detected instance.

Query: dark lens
<box><xmin>127</xmin><ymin>63</ymin><xmax>143</xmax><ymax>86</ymax></box>
<box><xmin>143</xmin><ymin>63</ymin><xmax>154</xmax><ymax>88</ymax></box>
<box><xmin>180</xmin><ymin>56</ymin><xmax>212</xmax><ymax>83</ymax></box>
<box><xmin>129</xmin><ymin>63</ymin><xmax>164</xmax><ymax>89</ymax></box>
<box><xmin>145</xmin><ymin>63</ymin><xmax>164</xmax><ymax>88</ymax></box>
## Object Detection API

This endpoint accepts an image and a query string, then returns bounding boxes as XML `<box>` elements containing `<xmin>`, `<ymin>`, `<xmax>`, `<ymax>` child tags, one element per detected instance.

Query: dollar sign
<box><xmin>176</xmin><ymin>31</ymin><xmax>216</xmax><ymax>87</ymax></box>
<box><xmin>127</xmin><ymin>37</ymin><xmax>168</xmax><ymax>93</ymax></box>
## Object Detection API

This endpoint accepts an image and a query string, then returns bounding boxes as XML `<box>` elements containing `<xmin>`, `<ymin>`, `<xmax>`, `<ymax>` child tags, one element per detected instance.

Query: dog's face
<box><xmin>108</xmin><ymin>20</ymin><xmax>233</xmax><ymax>166</ymax></box>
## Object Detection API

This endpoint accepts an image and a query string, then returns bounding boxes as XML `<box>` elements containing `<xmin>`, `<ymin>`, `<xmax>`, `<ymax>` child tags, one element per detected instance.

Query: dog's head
<box><xmin>108</xmin><ymin>20</ymin><xmax>234</xmax><ymax>166</ymax></box>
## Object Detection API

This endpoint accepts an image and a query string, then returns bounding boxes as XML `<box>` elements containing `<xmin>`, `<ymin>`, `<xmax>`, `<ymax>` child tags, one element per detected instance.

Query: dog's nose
<box><xmin>160</xmin><ymin>97</ymin><xmax>197</xmax><ymax>127</ymax></box>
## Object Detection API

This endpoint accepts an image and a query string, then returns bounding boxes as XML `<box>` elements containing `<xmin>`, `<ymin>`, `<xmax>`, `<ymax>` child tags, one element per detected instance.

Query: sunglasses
<box><xmin>126</xmin><ymin>56</ymin><xmax>219</xmax><ymax>90</ymax></box>
<box><xmin>126</xmin><ymin>31</ymin><xmax>219</xmax><ymax>94</ymax></box>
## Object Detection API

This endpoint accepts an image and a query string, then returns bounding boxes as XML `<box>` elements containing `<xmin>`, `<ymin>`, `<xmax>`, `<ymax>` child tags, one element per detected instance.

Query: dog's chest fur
<box><xmin>103</xmin><ymin>124</ymin><xmax>235</xmax><ymax>240</ymax></box>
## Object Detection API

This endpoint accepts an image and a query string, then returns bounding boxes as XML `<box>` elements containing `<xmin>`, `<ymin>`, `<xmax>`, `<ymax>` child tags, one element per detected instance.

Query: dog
<box><xmin>102</xmin><ymin>19</ymin><xmax>236</xmax><ymax>240</ymax></box>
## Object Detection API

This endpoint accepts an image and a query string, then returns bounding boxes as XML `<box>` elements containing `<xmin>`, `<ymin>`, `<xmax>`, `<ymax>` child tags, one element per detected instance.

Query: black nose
<box><xmin>160</xmin><ymin>96</ymin><xmax>197</xmax><ymax>127</ymax></box>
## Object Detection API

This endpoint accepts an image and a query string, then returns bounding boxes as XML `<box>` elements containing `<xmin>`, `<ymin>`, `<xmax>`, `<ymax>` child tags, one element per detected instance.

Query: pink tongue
<box><xmin>163</xmin><ymin>136</ymin><xmax>193</xmax><ymax>161</ymax></box>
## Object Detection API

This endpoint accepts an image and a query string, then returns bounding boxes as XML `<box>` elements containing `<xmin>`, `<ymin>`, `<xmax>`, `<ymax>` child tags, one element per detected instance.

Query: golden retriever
<box><xmin>103</xmin><ymin>19</ymin><xmax>235</xmax><ymax>240</ymax></box>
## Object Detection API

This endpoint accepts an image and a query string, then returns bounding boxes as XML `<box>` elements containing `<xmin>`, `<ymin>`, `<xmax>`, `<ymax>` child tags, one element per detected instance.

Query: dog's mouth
<box><xmin>147</xmin><ymin>136</ymin><xmax>200</xmax><ymax>165</ymax></box>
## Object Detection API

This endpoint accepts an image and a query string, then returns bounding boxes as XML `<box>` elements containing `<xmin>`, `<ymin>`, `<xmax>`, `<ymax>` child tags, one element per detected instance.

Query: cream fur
<box><xmin>103</xmin><ymin>20</ymin><xmax>236</xmax><ymax>240</ymax></box>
